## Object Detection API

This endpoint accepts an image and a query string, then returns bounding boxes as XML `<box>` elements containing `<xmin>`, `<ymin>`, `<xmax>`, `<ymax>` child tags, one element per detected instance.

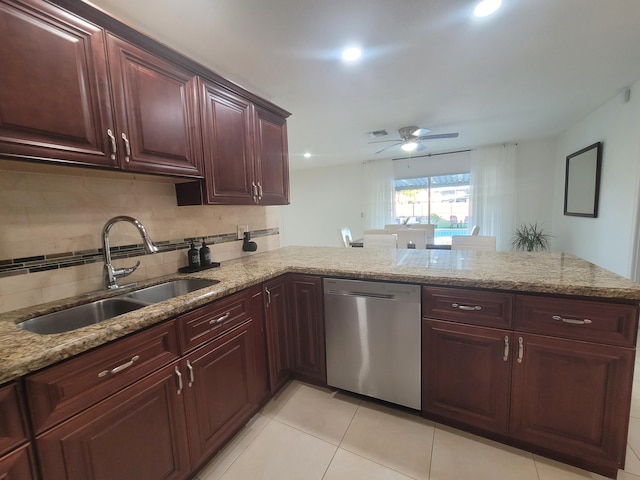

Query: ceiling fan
<box><xmin>369</xmin><ymin>126</ymin><xmax>459</xmax><ymax>155</ymax></box>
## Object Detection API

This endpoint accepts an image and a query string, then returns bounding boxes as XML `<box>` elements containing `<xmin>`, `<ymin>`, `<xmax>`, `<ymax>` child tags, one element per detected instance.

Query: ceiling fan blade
<box><xmin>374</xmin><ymin>142</ymin><xmax>402</xmax><ymax>154</ymax></box>
<box><xmin>368</xmin><ymin>139</ymin><xmax>402</xmax><ymax>144</ymax></box>
<box><xmin>417</xmin><ymin>133</ymin><xmax>459</xmax><ymax>140</ymax></box>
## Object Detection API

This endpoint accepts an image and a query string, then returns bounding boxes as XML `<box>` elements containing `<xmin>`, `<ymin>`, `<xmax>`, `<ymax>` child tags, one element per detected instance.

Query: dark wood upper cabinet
<box><xmin>175</xmin><ymin>81</ymin><xmax>290</xmax><ymax>206</ymax></box>
<box><xmin>197</xmin><ymin>80</ymin><xmax>256</xmax><ymax>204</ymax></box>
<box><xmin>254</xmin><ymin>106</ymin><xmax>289</xmax><ymax>205</ymax></box>
<box><xmin>0</xmin><ymin>0</ymin><xmax>115</xmax><ymax>168</ymax></box>
<box><xmin>106</xmin><ymin>34</ymin><xmax>202</xmax><ymax>177</ymax></box>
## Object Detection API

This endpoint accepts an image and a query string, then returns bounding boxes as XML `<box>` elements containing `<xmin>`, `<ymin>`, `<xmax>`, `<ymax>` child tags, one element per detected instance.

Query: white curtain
<box><xmin>362</xmin><ymin>159</ymin><xmax>395</xmax><ymax>230</ymax></box>
<box><xmin>470</xmin><ymin>144</ymin><xmax>517</xmax><ymax>251</ymax></box>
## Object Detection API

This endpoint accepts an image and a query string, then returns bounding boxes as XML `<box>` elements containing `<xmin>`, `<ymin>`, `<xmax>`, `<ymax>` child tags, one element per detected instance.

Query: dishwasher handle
<box><xmin>326</xmin><ymin>290</ymin><xmax>395</xmax><ymax>300</ymax></box>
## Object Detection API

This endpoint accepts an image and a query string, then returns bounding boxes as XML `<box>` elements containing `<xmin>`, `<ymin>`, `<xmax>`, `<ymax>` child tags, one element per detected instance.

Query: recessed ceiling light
<box><xmin>474</xmin><ymin>0</ymin><xmax>501</xmax><ymax>17</ymax></box>
<box><xmin>304</xmin><ymin>152</ymin><xmax>311</xmax><ymax>158</ymax></box>
<box><xmin>342</xmin><ymin>47</ymin><xmax>362</xmax><ymax>62</ymax></box>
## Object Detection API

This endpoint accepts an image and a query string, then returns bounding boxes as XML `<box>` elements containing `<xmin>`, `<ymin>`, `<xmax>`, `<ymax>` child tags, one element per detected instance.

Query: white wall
<box><xmin>552</xmin><ymin>83</ymin><xmax>640</xmax><ymax>278</ymax></box>
<box><xmin>279</xmin><ymin>162</ymin><xmax>364</xmax><ymax>247</ymax></box>
<box><xmin>515</xmin><ymin>139</ymin><xmax>556</xmax><ymax>230</ymax></box>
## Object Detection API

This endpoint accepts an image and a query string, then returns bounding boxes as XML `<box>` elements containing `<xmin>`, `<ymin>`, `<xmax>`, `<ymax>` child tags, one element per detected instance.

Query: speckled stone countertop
<box><xmin>2</xmin><ymin>246</ymin><xmax>640</xmax><ymax>385</ymax></box>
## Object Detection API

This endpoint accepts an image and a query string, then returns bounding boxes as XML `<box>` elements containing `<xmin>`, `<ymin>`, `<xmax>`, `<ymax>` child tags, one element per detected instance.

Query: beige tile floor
<box><xmin>194</xmin><ymin>357</ymin><xmax>640</xmax><ymax>480</ymax></box>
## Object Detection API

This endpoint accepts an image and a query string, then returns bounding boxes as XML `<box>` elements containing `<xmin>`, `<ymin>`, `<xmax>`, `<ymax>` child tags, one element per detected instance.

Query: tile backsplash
<box><xmin>0</xmin><ymin>165</ymin><xmax>281</xmax><ymax>314</ymax></box>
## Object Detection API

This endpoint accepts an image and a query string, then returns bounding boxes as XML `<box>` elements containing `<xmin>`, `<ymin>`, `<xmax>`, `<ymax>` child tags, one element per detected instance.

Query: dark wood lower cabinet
<box><xmin>288</xmin><ymin>275</ymin><xmax>325</xmax><ymax>385</ymax></box>
<box><xmin>183</xmin><ymin>320</ymin><xmax>257</xmax><ymax>469</ymax></box>
<box><xmin>264</xmin><ymin>277</ymin><xmax>291</xmax><ymax>393</ymax></box>
<box><xmin>422</xmin><ymin>319</ymin><xmax>511</xmax><ymax>435</ymax></box>
<box><xmin>510</xmin><ymin>333</ymin><xmax>634</xmax><ymax>474</ymax></box>
<box><xmin>36</xmin><ymin>362</ymin><xmax>190</xmax><ymax>480</ymax></box>
<box><xmin>0</xmin><ymin>444</ymin><xmax>36</xmax><ymax>480</ymax></box>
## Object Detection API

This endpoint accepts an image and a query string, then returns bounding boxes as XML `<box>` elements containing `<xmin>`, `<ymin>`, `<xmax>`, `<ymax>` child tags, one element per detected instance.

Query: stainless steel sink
<box><xmin>17</xmin><ymin>278</ymin><xmax>220</xmax><ymax>335</ymax></box>
<box><xmin>121</xmin><ymin>278</ymin><xmax>219</xmax><ymax>304</ymax></box>
<box><xmin>17</xmin><ymin>297</ymin><xmax>149</xmax><ymax>335</ymax></box>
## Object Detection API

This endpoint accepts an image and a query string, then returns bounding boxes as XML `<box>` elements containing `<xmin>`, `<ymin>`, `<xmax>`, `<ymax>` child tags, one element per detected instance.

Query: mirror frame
<box><xmin>563</xmin><ymin>142</ymin><xmax>603</xmax><ymax>218</ymax></box>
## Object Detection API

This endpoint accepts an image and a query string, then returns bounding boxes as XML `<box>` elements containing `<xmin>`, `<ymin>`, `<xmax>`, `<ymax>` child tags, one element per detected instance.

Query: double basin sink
<box><xmin>17</xmin><ymin>278</ymin><xmax>219</xmax><ymax>335</ymax></box>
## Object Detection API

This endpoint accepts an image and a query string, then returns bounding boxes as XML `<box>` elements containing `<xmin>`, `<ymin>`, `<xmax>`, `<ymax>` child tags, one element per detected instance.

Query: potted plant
<box><xmin>511</xmin><ymin>223</ymin><xmax>552</xmax><ymax>252</ymax></box>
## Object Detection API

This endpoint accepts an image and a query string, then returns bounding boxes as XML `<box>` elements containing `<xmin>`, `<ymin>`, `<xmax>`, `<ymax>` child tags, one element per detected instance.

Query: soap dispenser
<box><xmin>188</xmin><ymin>241</ymin><xmax>200</xmax><ymax>268</ymax></box>
<box><xmin>199</xmin><ymin>238</ymin><xmax>212</xmax><ymax>266</ymax></box>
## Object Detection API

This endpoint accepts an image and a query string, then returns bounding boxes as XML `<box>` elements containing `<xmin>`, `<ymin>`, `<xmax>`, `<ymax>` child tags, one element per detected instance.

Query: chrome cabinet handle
<box><xmin>452</xmin><ymin>303</ymin><xmax>482</xmax><ymax>311</ymax></box>
<box><xmin>257</xmin><ymin>182</ymin><xmax>263</xmax><ymax>201</ymax></box>
<box><xmin>98</xmin><ymin>355</ymin><xmax>140</xmax><ymax>377</ymax></box>
<box><xmin>175</xmin><ymin>366</ymin><xmax>183</xmax><ymax>395</ymax></box>
<box><xmin>552</xmin><ymin>315</ymin><xmax>592</xmax><ymax>325</ymax></box>
<box><xmin>517</xmin><ymin>337</ymin><xmax>523</xmax><ymax>363</ymax></box>
<box><xmin>265</xmin><ymin>287</ymin><xmax>271</xmax><ymax>305</ymax></box>
<box><xmin>503</xmin><ymin>336</ymin><xmax>509</xmax><ymax>361</ymax></box>
<box><xmin>209</xmin><ymin>312</ymin><xmax>230</xmax><ymax>325</ymax></box>
<box><xmin>121</xmin><ymin>133</ymin><xmax>131</xmax><ymax>162</ymax></box>
<box><xmin>107</xmin><ymin>129</ymin><xmax>117</xmax><ymax>160</ymax></box>
<box><xmin>186</xmin><ymin>360</ymin><xmax>194</xmax><ymax>387</ymax></box>
<box><xmin>252</xmin><ymin>182</ymin><xmax>259</xmax><ymax>203</ymax></box>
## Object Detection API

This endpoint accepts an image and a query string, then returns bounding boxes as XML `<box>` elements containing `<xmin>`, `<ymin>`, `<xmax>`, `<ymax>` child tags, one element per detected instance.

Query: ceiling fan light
<box><xmin>474</xmin><ymin>0</ymin><xmax>501</xmax><ymax>17</ymax></box>
<box><xmin>401</xmin><ymin>141</ymin><xmax>419</xmax><ymax>152</ymax></box>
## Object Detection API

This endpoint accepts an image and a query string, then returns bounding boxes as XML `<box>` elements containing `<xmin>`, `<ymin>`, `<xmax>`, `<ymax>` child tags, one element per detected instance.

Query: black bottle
<box><xmin>188</xmin><ymin>242</ymin><xmax>200</xmax><ymax>268</ymax></box>
<box><xmin>199</xmin><ymin>238</ymin><xmax>212</xmax><ymax>266</ymax></box>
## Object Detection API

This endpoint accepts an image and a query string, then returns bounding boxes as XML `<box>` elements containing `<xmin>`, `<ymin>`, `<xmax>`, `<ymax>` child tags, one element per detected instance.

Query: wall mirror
<box><xmin>563</xmin><ymin>142</ymin><xmax>602</xmax><ymax>217</ymax></box>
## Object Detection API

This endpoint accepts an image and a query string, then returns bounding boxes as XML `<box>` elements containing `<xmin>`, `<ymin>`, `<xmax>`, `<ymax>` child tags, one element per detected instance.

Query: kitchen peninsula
<box><xmin>1</xmin><ymin>246</ymin><xmax>640</xmax><ymax>479</ymax></box>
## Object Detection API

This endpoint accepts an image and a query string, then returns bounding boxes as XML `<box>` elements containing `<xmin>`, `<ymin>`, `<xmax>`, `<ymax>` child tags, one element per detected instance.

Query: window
<box><xmin>393</xmin><ymin>174</ymin><xmax>470</xmax><ymax>244</ymax></box>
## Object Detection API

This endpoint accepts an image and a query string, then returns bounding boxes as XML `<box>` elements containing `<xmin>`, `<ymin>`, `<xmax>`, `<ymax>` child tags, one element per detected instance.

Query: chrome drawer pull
<box><xmin>503</xmin><ymin>336</ymin><xmax>509</xmax><ymax>361</ymax></box>
<box><xmin>209</xmin><ymin>312</ymin><xmax>231</xmax><ymax>325</ymax></box>
<box><xmin>98</xmin><ymin>355</ymin><xmax>140</xmax><ymax>377</ymax></box>
<box><xmin>552</xmin><ymin>315</ymin><xmax>592</xmax><ymax>325</ymax></box>
<box><xmin>186</xmin><ymin>360</ymin><xmax>194</xmax><ymax>387</ymax></box>
<box><xmin>517</xmin><ymin>337</ymin><xmax>523</xmax><ymax>363</ymax></box>
<box><xmin>107</xmin><ymin>129</ymin><xmax>117</xmax><ymax>160</ymax></box>
<box><xmin>175</xmin><ymin>366</ymin><xmax>183</xmax><ymax>395</ymax></box>
<box><xmin>452</xmin><ymin>303</ymin><xmax>482</xmax><ymax>311</ymax></box>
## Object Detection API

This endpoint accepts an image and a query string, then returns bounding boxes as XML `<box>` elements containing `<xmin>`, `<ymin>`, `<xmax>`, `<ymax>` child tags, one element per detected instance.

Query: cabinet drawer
<box><xmin>177</xmin><ymin>290</ymin><xmax>251</xmax><ymax>353</ymax></box>
<box><xmin>0</xmin><ymin>383</ymin><xmax>28</xmax><ymax>457</ymax></box>
<box><xmin>26</xmin><ymin>320</ymin><xmax>179</xmax><ymax>433</ymax></box>
<box><xmin>422</xmin><ymin>287</ymin><xmax>514</xmax><ymax>329</ymax></box>
<box><xmin>515</xmin><ymin>295</ymin><xmax>639</xmax><ymax>346</ymax></box>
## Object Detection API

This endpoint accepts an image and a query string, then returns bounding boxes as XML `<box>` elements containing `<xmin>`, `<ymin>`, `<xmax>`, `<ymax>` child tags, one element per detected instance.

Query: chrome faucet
<box><xmin>102</xmin><ymin>216</ymin><xmax>159</xmax><ymax>290</ymax></box>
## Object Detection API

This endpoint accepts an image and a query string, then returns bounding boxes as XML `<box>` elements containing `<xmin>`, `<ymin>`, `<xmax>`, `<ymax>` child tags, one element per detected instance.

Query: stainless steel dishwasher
<box><xmin>324</xmin><ymin>278</ymin><xmax>421</xmax><ymax>409</ymax></box>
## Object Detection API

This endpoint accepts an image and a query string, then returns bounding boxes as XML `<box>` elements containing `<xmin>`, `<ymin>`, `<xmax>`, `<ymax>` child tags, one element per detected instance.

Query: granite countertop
<box><xmin>2</xmin><ymin>246</ymin><xmax>640</xmax><ymax>385</ymax></box>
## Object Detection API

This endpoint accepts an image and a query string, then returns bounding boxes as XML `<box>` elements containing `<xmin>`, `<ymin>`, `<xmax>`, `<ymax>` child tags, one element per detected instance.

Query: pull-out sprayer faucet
<box><xmin>102</xmin><ymin>216</ymin><xmax>159</xmax><ymax>289</ymax></box>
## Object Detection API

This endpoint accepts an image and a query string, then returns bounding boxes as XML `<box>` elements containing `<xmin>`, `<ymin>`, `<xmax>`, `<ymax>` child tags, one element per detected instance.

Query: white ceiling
<box><xmin>86</xmin><ymin>0</ymin><xmax>640</xmax><ymax>171</ymax></box>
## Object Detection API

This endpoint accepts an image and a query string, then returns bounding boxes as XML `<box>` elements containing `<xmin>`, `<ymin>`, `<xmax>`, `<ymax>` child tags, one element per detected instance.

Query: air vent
<box><xmin>367</xmin><ymin>130</ymin><xmax>388</xmax><ymax>138</ymax></box>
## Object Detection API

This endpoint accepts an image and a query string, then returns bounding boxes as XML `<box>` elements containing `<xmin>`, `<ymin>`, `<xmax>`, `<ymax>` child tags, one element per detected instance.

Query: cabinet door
<box><xmin>254</xmin><ymin>106</ymin><xmax>289</xmax><ymax>205</ymax></box>
<box><xmin>264</xmin><ymin>277</ymin><xmax>290</xmax><ymax>393</ymax></box>
<box><xmin>510</xmin><ymin>333</ymin><xmax>634</xmax><ymax>471</ymax></box>
<box><xmin>106</xmin><ymin>34</ymin><xmax>202</xmax><ymax>177</ymax></box>
<box><xmin>0</xmin><ymin>0</ymin><xmax>116</xmax><ymax>167</ymax></box>
<box><xmin>288</xmin><ymin>275</ymin><xmax>325</xmax><ymax>384</ymax></box>
<box><xmin>199</xmin><ymin>79</ymin><xmax>256</xmax><ymax>204</ymax></box>
<box><xmin>0</xmin><ymin>444</ymin><xmax>36</xmax><ymax>480</ymax></box>
<box><xmin>183</xmin><ymin>320</ymin><xmax>256</xmax><ymax>467</ymax></box>
<box><xmin>422</xmin><ymin>319</ymin><xmax>512</xmax><ymax>434</ymax></box>
<box><xmin>0</xmin><ymin>383</ymin><xmax>28</xmax><ymax>457</ymax></box>
<box><xmin>37</xmin><ymin>362</ymin><xmax>190</xmax><ymax>480</ymax></box>
<box><xmin>247</xmin><ymin>285</ymin><xmax>270</xmax><ymax>406</ymax></box>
